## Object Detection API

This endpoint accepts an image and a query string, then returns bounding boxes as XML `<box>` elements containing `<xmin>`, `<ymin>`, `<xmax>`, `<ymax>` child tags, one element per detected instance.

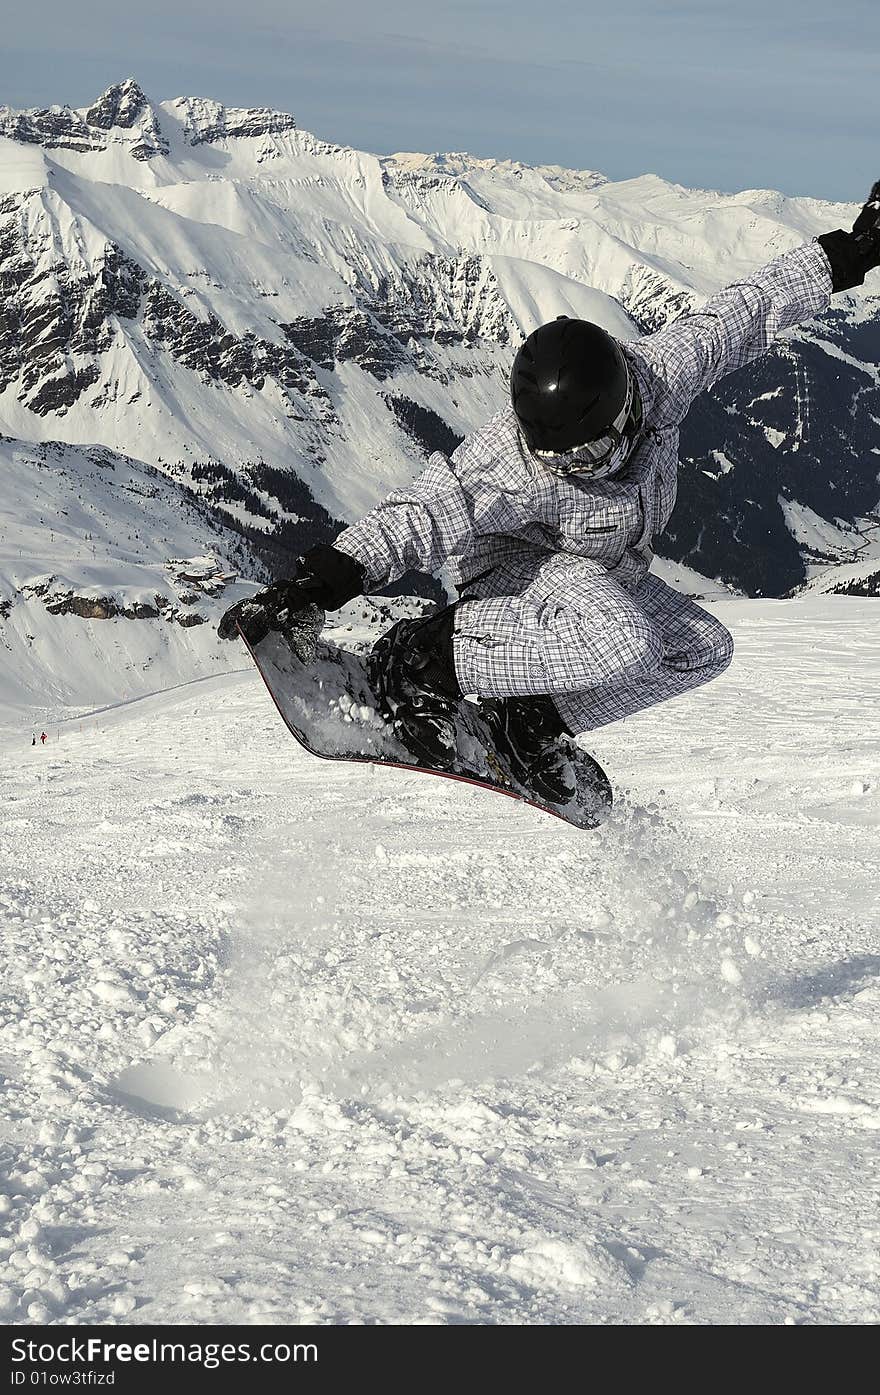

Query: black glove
<box><xmin>218</xmin><ymin>543</ymin><xmax>366</xmax><ymax>645</ymax></box>
<box><xmin>818</xmin><ymin>180</ymin><xmax>880</xmax><ymax>292</ymax></box>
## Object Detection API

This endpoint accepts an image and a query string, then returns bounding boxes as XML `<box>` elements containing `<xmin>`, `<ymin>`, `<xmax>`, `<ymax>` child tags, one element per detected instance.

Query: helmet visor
<box><xmin>531</xmin><ymin>367</ymin><xmax>641</xmax><ymax>477</ymax></box>
<box><xmin>536</xmin><ymin>439</ymin><xmax>629</xmax><ymax>480</ymax></box>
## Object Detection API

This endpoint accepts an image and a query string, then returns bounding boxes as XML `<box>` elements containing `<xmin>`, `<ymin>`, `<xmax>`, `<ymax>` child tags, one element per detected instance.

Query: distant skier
<box><xmin>31</xmin><ymin>734</ymin><xmax>35</xmax><ymax>746</ymax></box>
<box><xmin>40</xmin><ymin>731</ymin><xmax>47</xmax><ymax>745</ymax></box>
<box><xmin>221</xmin><ymin>185</ymin><xmax>880</xmax><ymax>800</ymax></box>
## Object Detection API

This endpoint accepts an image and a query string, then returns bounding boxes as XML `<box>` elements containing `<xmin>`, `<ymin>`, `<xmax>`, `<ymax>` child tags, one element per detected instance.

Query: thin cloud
<box><xmin>0</xmin><ymin>0</ymin><xmax>876</xmax><ymax>199</ymax></box>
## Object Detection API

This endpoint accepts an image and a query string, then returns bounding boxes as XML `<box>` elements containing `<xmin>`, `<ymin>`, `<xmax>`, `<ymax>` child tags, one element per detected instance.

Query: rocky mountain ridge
<box><xmin>0</xmin><ymin>79</ymin><xmax>878</xmax><ymax>622</ymax></box>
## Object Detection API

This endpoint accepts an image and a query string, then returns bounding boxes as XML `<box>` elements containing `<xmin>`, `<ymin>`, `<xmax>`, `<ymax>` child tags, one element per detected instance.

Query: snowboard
<box><xmin>240</xmin><ymin>610</ymin><xmax>612</xmax><ymax>830</ymax></box>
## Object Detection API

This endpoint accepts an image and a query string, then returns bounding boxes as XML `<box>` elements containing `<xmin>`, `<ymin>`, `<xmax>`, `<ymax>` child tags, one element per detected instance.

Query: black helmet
<box><xmin>510</xmin><ymin>317</ymin><xmax>634</xmax><ymax>461</ymax></box>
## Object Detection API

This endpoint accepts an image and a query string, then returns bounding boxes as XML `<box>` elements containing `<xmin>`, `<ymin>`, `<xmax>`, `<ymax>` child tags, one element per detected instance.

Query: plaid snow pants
<box><xmin>452</xmin><ymin>552</ymin><xmax>734</xmax><ymax>733</ymax></box>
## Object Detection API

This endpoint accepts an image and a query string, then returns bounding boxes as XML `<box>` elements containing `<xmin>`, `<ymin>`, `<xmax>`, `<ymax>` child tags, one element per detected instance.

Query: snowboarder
<box><xmin>40</xmin><ymin>731</ymin><xmax>47</xmax><ymax>745</ymax></box>
<box><xmin>221</xmin><ymin>185</ymin><xmax>880</xmax><ymax>800</ymax></box>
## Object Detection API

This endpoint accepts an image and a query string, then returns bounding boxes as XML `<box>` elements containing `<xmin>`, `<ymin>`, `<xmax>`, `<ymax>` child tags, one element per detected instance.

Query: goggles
<box><xmin>532</xmin><ymin>368</ymin><xmax>642</xmax><ymax>478</ymax></box>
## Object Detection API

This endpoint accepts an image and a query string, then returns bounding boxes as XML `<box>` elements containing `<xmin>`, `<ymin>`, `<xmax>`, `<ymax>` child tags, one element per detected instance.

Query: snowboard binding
<box><xmin>477</xmin><ymin>696</ymin><xmax>578</xmax><ymax>805</ymax></box>
<box><xmin>367</xmin><ymin>609</ymin><xmax>463</xmax><ymax>770</ymax></box>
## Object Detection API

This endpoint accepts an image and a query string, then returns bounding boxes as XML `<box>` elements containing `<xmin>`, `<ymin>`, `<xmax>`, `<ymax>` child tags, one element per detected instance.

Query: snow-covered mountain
<box><xmin>0</xmin><ymin>434</ymin><xmax>260</xmax><ymax>714</ymax></box>
<box><xmin>1</xmin><ymin>79</ymin><xmax>879</xmax><ymax>709</ymax></box>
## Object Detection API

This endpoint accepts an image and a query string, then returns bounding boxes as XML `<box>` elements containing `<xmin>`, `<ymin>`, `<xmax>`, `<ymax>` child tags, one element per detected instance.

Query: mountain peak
<box><xmin>85</xmin><ymin>78</ymin><xmax>149</xmax><ymax>131</ymax></box>
<box><xmin>385</xmin><ymin>149</ymin><xmax>609</xmax><ymax>194</ymax></box>
<box><xmin>0</xmin><ymin>78</ymin><xmax>167</xmax><ymax>161</ymax></box>
<box><xmin>168</xmin><ymin>94</ymin><xmax>298</xmax><ymax>147</ymax></box>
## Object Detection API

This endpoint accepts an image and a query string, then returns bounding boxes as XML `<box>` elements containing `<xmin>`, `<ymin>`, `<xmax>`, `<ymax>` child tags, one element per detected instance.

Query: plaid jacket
<box><xmin>335</xmin><ymin>241</ymin><xmax>834</xmax><ymax>595</ymax></box>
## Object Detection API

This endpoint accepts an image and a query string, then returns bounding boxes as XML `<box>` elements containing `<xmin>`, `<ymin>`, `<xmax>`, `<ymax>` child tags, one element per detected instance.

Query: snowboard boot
<box><xmin>368</xmin><ymin>606</ymin><xmax>462</xmax><ymax>768</ymax></box>
<box><xmin>478</xmin><ymin>695</ymin><xmax>577</xmax><ymax>804</ymax></box>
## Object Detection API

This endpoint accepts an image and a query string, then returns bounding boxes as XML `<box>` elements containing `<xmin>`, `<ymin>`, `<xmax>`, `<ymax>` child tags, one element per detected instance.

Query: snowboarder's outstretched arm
<box><xmin>333</xmin><ymin>442</ymin><xmax>532</xmax><ymax>591</ymax></box>
<box><xmin>219</xmin><ymin>436</ymin><xmax>533</xmax><ymax>637</ymax></box>
<box><xmin>637</xmin><ymin>242</ymin><xmax>832</xmax><ymax>426</ymax></box>
<box><xmin>639</xmin><ymin>181</ymin><xmax>880</xmax><ymax>428</ymax></box>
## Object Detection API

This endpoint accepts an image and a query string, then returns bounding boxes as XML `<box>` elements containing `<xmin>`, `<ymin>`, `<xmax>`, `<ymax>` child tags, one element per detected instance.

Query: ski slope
<box><xmin>0</xmin><ymin>596</ymin><xmax>878</xmax><ymax>1325</ymax></box>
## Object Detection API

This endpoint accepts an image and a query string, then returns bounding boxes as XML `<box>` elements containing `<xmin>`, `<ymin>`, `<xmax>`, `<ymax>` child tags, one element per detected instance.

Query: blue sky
<box><xmin>1</xmin><ymin>0</ymin><xmax>877</xmax><ymax>200</ymax></box>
